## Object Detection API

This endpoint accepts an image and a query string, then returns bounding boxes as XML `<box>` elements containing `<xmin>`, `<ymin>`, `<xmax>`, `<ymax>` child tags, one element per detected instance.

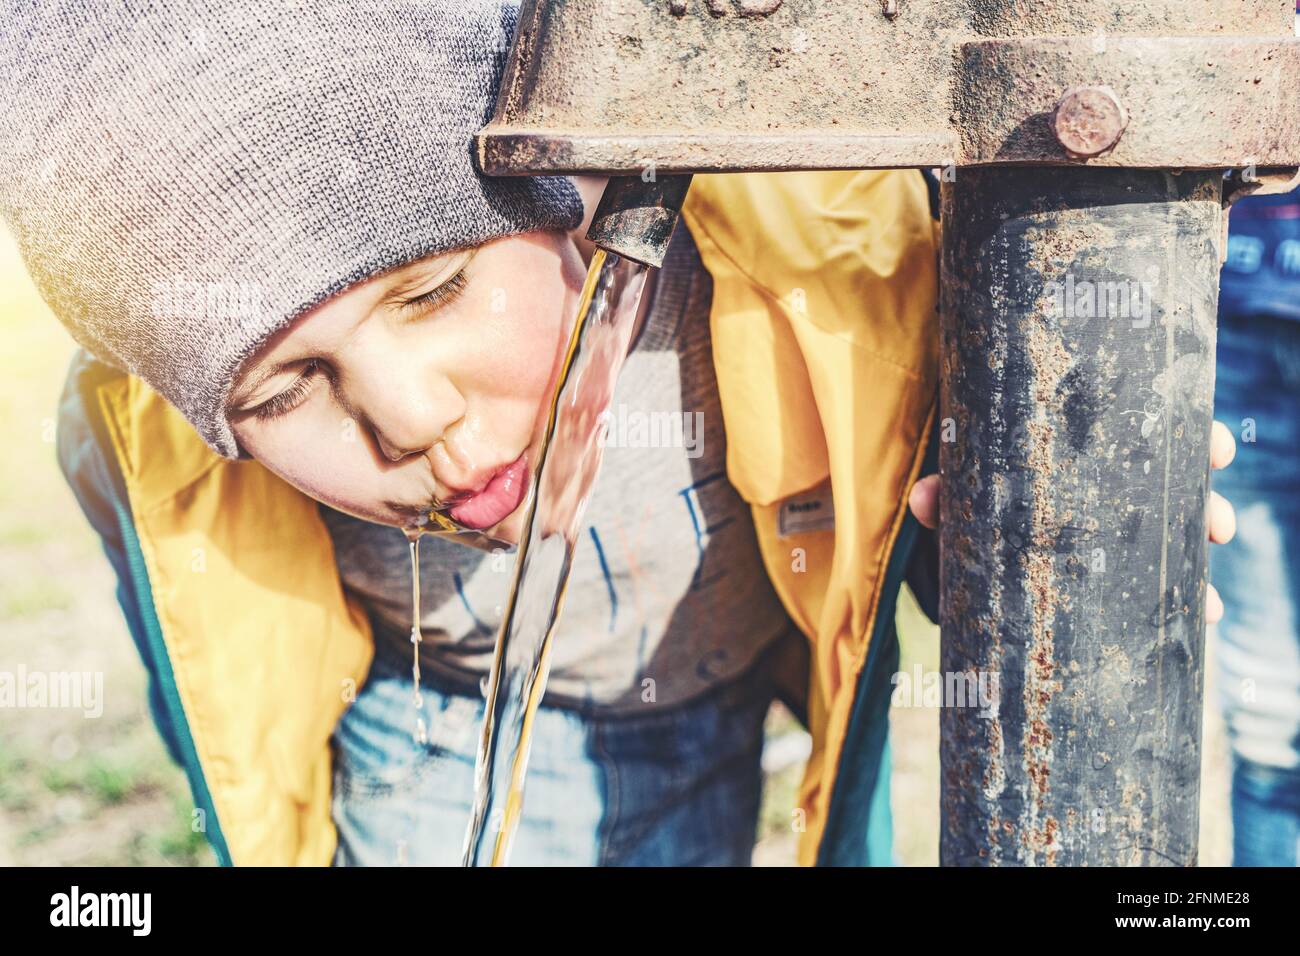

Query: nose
<box><xmin>346</xmin><ymin>348</ymin><xmax>466</xmax><ymax>463</ymax></box>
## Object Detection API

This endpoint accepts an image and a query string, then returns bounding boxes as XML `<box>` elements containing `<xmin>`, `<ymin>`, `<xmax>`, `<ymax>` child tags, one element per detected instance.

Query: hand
<box><xmin>907</xmin><ymin>421</ymin><xmax>1237</xmax><ymax>624</ymax></box>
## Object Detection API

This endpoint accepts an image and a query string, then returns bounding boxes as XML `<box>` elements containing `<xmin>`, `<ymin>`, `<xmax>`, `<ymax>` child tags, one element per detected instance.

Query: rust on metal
<box><xmin>1052</xmin><ymin>85</ymin><xmax>1127</xmax><ymax>159</ymax></box>
<box><xmin>939</xmin><ymin>167</ymin><xmax>1221</xmax><ymax>866</ymax></box>
<box><xmin>479</xmin><ymin>0</ymin><xmax>1300</xmax><ymax>175</ymax></box>
<box><xmin>698</xmin><ymin>0</ymin><xmax>784</xmax><ymax>16</ymax></box>
<box><xmin>955</xmin><ymin>37</ymin><xmax>1300</xmax><ymax>168</ymax></box>
<box><xmin>585</xmin><ymin>174</ymin><xmax>694</xmax><ymax>268</ymax></box>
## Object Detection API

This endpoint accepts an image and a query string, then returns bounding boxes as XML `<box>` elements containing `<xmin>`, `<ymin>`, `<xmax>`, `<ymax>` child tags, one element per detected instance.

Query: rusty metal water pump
<box><xmin>475</xmin><ymin>0</ymin><xmax>1300</xmax><ymax>866</ymax></box>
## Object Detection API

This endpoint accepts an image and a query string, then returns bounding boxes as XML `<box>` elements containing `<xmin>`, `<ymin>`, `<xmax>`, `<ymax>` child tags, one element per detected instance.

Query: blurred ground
<box><xmin>0</xmin><ymin>226</ymin><xmax>1230</xmax><ymax>867</ymax></box>
<box><xmin>0</xmin><ymin>228</ymin><xmax>213</xmax><ymax>865</ymax></box>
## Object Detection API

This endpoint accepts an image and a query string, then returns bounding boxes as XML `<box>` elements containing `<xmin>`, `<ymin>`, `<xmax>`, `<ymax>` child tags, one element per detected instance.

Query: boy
<box><xmin>1</xmin><ymin>0</ymin><xmax>1233</xmax><ymax>866</ymax></box>
<box><xmin>0</xmin><ymin>0</ymin><xmax>844</xmax><ymax>866</ymax></box>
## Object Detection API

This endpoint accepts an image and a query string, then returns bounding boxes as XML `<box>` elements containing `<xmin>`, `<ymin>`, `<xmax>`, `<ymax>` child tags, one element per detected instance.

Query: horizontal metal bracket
<box><xmin>955</xmin><ymin>37</ymin><xmax>1300</xmax><ymax>168</ymax></box>
<box><xmin>477</xmin><ymin>0</ymin><xmax>1300</xmax><ymax>174</ymax></box>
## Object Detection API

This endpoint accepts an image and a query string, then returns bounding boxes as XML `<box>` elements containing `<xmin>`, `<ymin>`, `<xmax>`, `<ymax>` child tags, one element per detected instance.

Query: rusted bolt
<box><xmin>1052</xmin><ymin>85</ymin><xmax>1127</xmax><ymax>158</ymax></box>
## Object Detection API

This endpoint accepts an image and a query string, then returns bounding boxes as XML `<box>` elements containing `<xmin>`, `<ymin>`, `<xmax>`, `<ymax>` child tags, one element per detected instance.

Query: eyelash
<box><xmin>250</xmin><ymin>269</ymin><xmax>469</xmax><ymax>422</ymax></box>
<box><xmin>399</xmin><ymin>268</ymin><xmax>468</xmax><ymax>316</ymax></box>
<box><xmin>252</xmin><ymin>360</ymin><xmax>323</xmax><ymax>421</ymax></box>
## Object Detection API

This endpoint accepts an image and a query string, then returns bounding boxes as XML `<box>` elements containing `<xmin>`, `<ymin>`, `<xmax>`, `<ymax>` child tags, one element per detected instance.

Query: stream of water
<box><xmin>396</xmin><ymin>248</ymin><xmax>650</xmax><ymax>866</ymax></box>
<box><xmin>458</xmin><ymin>248</ymin><xmax>650</xmax><ymax>866</ymax></box>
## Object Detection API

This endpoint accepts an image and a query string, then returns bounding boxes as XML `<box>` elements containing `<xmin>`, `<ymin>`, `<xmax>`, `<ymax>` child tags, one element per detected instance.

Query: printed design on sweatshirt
<box><xmin>678</xmin><ymin>469</ymin><xmax>735</xmax><ymax>592</ymax></box>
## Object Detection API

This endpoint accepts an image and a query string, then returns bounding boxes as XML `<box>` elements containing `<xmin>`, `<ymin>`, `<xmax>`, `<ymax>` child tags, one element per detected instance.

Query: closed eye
<box><xmin>250</xmin><ymin>360</ymin><xmax>324</xmax><ymax>421</ymax></box>
<box><xmin>398</xmin><ymin>268</ymin><xmax>468</xmax><ymax>317</ymax></box>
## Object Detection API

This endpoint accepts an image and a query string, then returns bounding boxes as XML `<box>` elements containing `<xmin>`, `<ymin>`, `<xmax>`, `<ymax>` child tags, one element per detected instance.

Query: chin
<box><xmin>366</xmin><ymin>512</ymin><xmax>413</xmax><ymax>531</ymax></box>
<box><xmin>326</xmin><ymin>497</ymin><xmax>416</xmax><ymax>530</ymax></box>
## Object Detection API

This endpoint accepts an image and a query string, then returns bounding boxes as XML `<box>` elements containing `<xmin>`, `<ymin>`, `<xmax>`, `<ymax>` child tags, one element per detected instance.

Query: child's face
<box><xmin>225</xmin><ymin>226</ymin><xmax>591</xmax><ymax>545</ymax></box>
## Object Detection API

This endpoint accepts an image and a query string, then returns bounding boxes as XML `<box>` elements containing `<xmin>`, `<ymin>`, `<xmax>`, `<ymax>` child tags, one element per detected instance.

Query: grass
<box><xmin>2</xmin><ymin>580</ymin><xmax>75</xmax><ymax>620</ymax></box>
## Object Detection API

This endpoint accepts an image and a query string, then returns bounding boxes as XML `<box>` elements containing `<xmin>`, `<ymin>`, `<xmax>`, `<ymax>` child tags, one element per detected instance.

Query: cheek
<box><xmin>484</xmin><ymin>317</ymin><xmax>565</xmax><ymax>410</ymax></box>
<box><xmin>475</xmin><ymin>262</ymin><xmax>581</xmax><ymax>439</ymax></box>
<box><xmin>233</xmin><ymin>407</ymin><xmax>396</xmax><ymax>522</ymax></box>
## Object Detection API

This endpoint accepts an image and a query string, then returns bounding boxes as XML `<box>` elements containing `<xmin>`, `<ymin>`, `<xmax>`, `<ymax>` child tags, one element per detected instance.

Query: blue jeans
<box><xmin>1211</xmin><ymin>312</ymin><xmax>1300</xmax><ymax>867</ymax></box>
<box><xmin>330</xmin><ymin>646</ymin><xmax>776</xmax><ymax>866</ymax></box>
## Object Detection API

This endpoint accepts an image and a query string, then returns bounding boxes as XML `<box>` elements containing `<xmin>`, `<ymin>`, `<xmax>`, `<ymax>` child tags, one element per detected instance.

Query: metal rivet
<box><xmin>1052</xmin><ymin>85</ymin><xmax>1128</xmax><ymax>158</ymax></box>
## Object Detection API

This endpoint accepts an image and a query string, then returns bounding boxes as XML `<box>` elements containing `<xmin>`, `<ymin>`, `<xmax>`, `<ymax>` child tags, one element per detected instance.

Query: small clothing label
<box><xmin>778</xmin><ymin>483</ymin><xmax>836</xmax><ymax>539</ymax></box>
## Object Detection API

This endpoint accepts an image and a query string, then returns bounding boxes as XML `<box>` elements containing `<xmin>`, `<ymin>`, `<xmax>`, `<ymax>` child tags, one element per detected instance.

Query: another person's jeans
<box><xmin>1211</xmin><ymin>312</ymin><xmax>1300</xmax><ymax>867</ymax></box>
<box><xmin>330</xmin><ymin>642</ymin><xmax>776</xmax><ymax>866</ymax></box>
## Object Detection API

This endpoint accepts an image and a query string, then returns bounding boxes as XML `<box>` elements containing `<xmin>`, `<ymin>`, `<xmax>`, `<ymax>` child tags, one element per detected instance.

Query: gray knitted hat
<box><xmin>0</xmin><ymin>0</ymin><xmax>584</xmax><ymax>459</ymax></box>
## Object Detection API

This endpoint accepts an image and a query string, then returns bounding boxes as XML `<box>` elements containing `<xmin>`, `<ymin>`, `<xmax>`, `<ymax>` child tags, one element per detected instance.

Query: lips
<box><xmin>442</xmin><ymin>453</ymin><xmax>530</xmax><ymax>530</ymax></box>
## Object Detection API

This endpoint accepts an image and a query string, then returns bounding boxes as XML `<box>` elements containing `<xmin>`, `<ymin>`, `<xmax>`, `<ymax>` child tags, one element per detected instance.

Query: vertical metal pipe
<box><xmin>938</xmin><ymin>166</ymin><xmax>1223</xmax><ymax>865</ymax></box>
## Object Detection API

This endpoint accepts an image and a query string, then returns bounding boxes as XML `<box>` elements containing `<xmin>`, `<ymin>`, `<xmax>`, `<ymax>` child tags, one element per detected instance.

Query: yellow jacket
<box><xmin>59</xmin><ymin>169</ymin><xmax>938</xmax><ymax>866</ymax></box>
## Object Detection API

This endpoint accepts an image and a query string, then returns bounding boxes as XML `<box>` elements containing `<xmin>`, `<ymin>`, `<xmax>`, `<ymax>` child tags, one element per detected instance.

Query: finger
<box><xmin>909</xmin><ymin>474</ymin><xmax>940</xmax><ymax>531</ymax></box>
<box><xmin>1207</xmin><ymin>583</ymin><xmax>1224</xmax><ymax>626</ymax></box>
<box><xmin>1208</xmin><ymin>490</ymin><xmax>1236</xmax><ymax>544</ymax></box>
<box><xmin>1210</xmin><ymin>421</ymin><xmax>1236</xmax><ymax>471</ymax></box>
